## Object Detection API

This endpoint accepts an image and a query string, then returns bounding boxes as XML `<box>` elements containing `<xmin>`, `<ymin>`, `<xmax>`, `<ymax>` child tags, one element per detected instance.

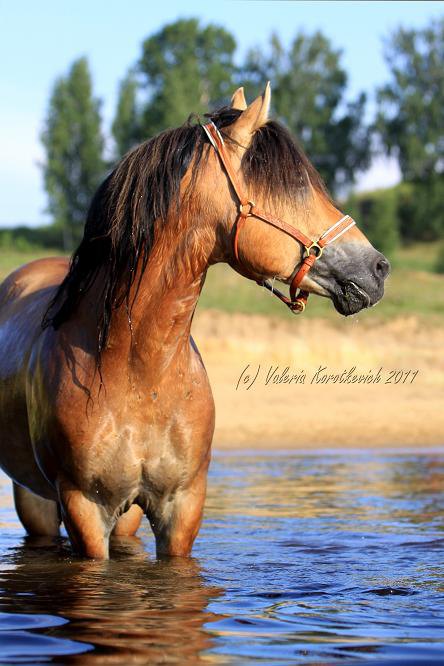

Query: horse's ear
<box><xmin>231</xmin><ymin>87</ymin><xmax>247</xmax><ymax>111</ymax></box>
<box><xmin>228</xmin><ymin>82</ymin><xmax>271</xmax><ymax>145</ymax></box>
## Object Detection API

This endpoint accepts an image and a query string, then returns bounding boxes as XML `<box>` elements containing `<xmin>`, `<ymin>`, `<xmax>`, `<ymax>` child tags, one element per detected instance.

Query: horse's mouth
<box><xmin>331</xmin><ymin>280</ymin><xmax>372</xmax><ymax>316</ymax></box>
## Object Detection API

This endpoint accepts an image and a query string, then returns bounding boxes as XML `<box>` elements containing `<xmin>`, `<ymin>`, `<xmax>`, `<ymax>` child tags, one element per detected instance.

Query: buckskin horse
<box><xmin>0</xmin><ymin>85</ymin><xmax>389</xmax><ymax>558</ymax></box>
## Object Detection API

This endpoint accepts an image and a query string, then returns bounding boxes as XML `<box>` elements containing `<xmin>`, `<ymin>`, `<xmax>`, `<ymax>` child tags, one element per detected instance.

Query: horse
<box><xmin>0</xmin><ymin>84</ymin><xmax>389</xmax><ymax>559</ymax></box>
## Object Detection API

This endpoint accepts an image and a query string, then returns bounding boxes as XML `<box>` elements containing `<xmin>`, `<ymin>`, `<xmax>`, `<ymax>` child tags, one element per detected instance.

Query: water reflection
<box><xmin>200</xmin><ymin>451</ymin><xmax>444</xmax><ymax>663</ymax></box>
<box><xmin>0</xmin><ymin>451</ymin><xmax>443</xmax><ymax>664</ymax></box>
<box><xmin>0</xmin><ymin>535</ymin><xmax>222</xmax><ymax>664</ymax></box>
<box><xmin>205</xmin><ymin>451</ymin><xmax>444</xmax><ymax>529</ymax></box>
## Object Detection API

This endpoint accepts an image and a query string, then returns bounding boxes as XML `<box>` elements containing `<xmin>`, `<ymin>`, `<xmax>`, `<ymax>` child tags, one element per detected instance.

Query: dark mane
<box><xmin>42</xmin><ymin>106</ymin><xmax>328</xmax><ymax>354</ymax></box>
<box><xmin>243</xmin><ymin>120</ymin><xmax>329</xmax><ymax>203</ymax></box>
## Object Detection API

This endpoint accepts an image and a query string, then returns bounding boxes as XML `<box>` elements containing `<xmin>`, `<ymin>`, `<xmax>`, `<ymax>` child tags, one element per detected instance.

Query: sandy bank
<box><xmin>192</xmin><ymin>310</ymin><xmax>444</xmax><ymax>449</ymax></box>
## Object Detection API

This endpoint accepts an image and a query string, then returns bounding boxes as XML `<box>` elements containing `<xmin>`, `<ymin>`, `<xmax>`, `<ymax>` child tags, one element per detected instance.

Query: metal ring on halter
<box><xmin>238</xmin><ymin>201</ymin><xmax>255</xmax><ymax>216</ymax></box>
<box><xmin>304</xmin><ymin>242</ymin><xmax>324</xmax><ymax>259</ymax></box>
<box><xmin>202</xmin><ymin>121</ymin><xmax>357</xmax><ymax>315</ymax></box>
<box><xmin>291</xmin><ymin>299</ymin><xmax>306</xmax><ymax>313</ymax></box>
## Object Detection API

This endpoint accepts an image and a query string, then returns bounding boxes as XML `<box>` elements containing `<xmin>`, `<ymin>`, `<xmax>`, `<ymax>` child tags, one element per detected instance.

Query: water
<box><xmin>0</xmin><ymin>450</ymin><xmax>443</xmax><ymax>664</ymax></box>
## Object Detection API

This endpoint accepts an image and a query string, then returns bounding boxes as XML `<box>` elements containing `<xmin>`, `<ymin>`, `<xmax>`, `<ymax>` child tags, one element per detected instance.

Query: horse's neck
<box><xmin>105</xmin><ymin>218</ymin><xmax>214</xmax><ymax>377</ymax></box>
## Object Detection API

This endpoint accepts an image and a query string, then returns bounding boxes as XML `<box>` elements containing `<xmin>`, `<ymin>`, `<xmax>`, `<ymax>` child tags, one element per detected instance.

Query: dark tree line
<box><xmin>41</xmin><ymin>57</ymin><xmax>105</xmax><ymax>248</ymax></box>
<box><xmin>40</xmin><ymin>17</ymin><xmax>444</xmax><ymax>251</ymax></box>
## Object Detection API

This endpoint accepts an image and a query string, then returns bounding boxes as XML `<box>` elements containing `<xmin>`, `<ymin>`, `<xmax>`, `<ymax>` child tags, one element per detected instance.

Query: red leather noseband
<box><xmin>202</xmin><ymin>121</ymin><xmax>356</xmax><ymax>314</ymax></box>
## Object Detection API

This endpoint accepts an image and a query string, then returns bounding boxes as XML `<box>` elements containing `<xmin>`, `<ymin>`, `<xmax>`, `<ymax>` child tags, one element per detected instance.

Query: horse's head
<box><xmin>203</xmin><ymin>84</ymin><xmax>389</xmax><ymax>316</ymax></box>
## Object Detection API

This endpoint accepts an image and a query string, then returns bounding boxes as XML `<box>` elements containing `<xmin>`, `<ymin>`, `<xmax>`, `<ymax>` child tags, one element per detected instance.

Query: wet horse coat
<box><xmin>0</xmin><ymin>86</ymin><xmax>389</xmax><ymax>558</ymax></box>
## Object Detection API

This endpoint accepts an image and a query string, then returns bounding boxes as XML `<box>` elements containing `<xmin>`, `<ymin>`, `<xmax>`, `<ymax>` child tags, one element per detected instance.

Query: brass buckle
<box><xmin>304</xmin><ymin>242</ymin><xmax>323</xmax><ymax>259</ymax></box>
<box><xmin>290</xmin><ymin>299</ymin><xmax>306</xmax><ymax>314</ymax></box>
<box><xmin>238</xmin><ymin>200</ymin><xmax>255</xmax><ymax>217</ymax></box>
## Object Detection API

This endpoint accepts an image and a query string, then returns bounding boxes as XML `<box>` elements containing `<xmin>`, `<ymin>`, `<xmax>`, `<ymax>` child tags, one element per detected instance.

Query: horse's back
<box><xmin>0</xmin><ymin>256</ymin><xmax>68</xmax><ymax>313</ymax></box>
<box><xmin>0</xmin><ymin>255</ymin><xmax>68</xmax><ymax>376</ymax></box>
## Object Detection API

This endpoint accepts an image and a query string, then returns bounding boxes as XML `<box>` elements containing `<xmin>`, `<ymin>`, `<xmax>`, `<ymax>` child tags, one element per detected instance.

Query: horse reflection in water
<box><xmin>0</xmin><ymin>535</ymin><xmax>222</xmax><ymax>664</ymax></box>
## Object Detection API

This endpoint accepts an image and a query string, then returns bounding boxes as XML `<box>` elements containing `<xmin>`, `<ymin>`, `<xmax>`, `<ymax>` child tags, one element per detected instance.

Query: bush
<box><xmin>0</xmin><ymin>231</ymin><xmax>14</xmax><ymax>249</ymax></box>
<box><xmin>435</xmin><ymin>243</ymin><xmax>444</xmax><ymax>274</ymax></box>
<box><xmin>345</xmin><ymin>176</ymin><xmax>444</xmax><ymax>250</ymax></box>
<box><xmin>0</xmin><ymin>225</ymin><xmax>65</xmax><ymax>251</ymax></box>
<box><xmin>397</xmin><ymin>177</ymin><xmax>444</xmax><ymax>242</ymax></box>
<box><xmin>343</xmin><ymin>188</ymin><xmax>399</xmax><ymax>256</ymax></box>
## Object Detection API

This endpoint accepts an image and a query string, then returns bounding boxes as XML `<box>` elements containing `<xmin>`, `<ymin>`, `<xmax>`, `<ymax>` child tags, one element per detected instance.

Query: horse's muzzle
<box><xmin>310</xmin><ymin>244</ymin><xmax>390</xmax><ymax>316</ymax></box>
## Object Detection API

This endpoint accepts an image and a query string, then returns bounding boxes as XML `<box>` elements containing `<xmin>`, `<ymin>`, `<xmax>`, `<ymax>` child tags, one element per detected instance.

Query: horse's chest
<box><xmin>140</xmin><ymin>452</ymin><xmax>188</xmax><ymax>497</ymax></box>
<box><xmin>41</xmin><ymin>368</ymin><xmax>213</xmax><ymax>505</ymax></box>
<box><xmin>84</xmin><ymin>414</ymin><xmax>199</xmax><ymax>499</ymax></box>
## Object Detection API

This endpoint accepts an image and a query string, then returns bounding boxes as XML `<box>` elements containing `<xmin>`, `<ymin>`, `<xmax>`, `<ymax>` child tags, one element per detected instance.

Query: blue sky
<box><xmin>1</xmin><ymin>1</ymin><xmax>443</xmax><ymax>227</ymax></box>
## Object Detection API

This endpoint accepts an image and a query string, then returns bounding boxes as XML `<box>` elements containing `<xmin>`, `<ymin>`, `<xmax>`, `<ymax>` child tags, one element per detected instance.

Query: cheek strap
<box><xmin>202</xmin><ymin>121</ymin><xmax>356</xmax><ymax>314</ymax></box>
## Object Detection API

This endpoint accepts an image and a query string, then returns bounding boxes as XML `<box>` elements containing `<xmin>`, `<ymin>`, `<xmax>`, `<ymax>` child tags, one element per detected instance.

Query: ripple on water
<box><xmin>0</xmin><ymin>450</ymin><xmax>443</xmax><ymax>664</ymax></box>
<box><xmin>0</xmin><ymin>612</ymin><xmax>92</xmax><ymax>661</ymax></box>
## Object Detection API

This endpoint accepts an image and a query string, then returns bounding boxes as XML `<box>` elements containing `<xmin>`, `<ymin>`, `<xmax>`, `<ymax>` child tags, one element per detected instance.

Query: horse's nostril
<box><xmin>374</xmin><ymin>255</ymin><xmax>390</xmax><ymax>280</ymax></box>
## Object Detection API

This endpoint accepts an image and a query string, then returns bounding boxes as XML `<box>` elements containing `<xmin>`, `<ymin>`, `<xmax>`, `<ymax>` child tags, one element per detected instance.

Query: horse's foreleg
<box><xmin>149</xmin><ymin>473</ymin><xmax>207</xmax><ymax>558</ymax></box>
<box><xmin>112</xmin><ymin>505</ymin><xmax>143</xmax><ymax>536</ymax></box>
<box><xmin>57</xmin><ymin>480</ymin><xmax>112</xmax><ymax>559</ymax></box>
<box><xmin>13</xmin><ymin>482</ymin><xmax>61</xmax><ymax>536</ymax></box>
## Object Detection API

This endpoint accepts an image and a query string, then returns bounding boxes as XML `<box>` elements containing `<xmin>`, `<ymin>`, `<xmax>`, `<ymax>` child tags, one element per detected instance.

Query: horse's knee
<box><xmin>13</xmin><ymin>482</ymin><xmax>61</xmax><ymax>537</ymax></box>
<box><xmin>151</xmin><ymin>483</ymin><xmax>207</xmax><ymax>558</ymax></box>
<box><xmin>112</xmin><ymin>505</ymin><xmax>143</xmax><ymax>536</ymax></box>
<box><xmin>57</xmin><ymin>481</ymin><xmax>111</xmax><ymax>559</ymax></box>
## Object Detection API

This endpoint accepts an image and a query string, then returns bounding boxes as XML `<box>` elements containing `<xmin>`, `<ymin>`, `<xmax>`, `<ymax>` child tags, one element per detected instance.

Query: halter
<box><xmin>202</xmin><ymin>121</ymin><xmax>356</xmax><ymax>313</ymax></box>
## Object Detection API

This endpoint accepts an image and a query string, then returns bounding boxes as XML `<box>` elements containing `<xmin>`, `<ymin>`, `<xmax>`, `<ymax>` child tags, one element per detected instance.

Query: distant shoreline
<box><xmin>213</xmin><ymin>441</ymin><xmax>444</xmax><ymax>451</ymax></box>
<box><xmin>212</xmin><ymin>445</ymin><xmax>444</xmax><ymax>454</ymax></box>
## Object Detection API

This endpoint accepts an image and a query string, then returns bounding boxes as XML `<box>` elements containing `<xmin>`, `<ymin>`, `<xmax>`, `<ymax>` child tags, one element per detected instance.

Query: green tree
<box><xmin>376</xmin><ymin>19</ymin><xmax>444</xmax><ymax>241</ymax></box>
<box><xmin>345</xmin><ymin>188</ymin><xmax>399</xmax><ymax>256</ymax></box>
<box><xmin>396</xmin><ymin>176</ymin><xmax>444</xmax><ymax>242</ymax></box>
<box><xmin>241</xmin><ymin>32</ymin><xmax>370</xmax><ymax>193</ymax></box>
<box><xmin>112</xmin><ymin>71</ymin><xmax>142</xmax><ymax>158</ymax></box>
<box><xmin>138</xmin><ymin>18</ymin><xmax>236</xmax><ymax>136</ymax></box>
<box><xmin>41</xmin><ymin>57</ymin><xmax>105</xmax><ymax>249</ymax></box>
<box><xmin>377</xmin><ymin>19</ymin><xmax>444</xmax><ymax>181</ymax></box>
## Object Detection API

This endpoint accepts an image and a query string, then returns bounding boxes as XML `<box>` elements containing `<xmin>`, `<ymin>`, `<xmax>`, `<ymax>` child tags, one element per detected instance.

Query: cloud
<box><xmin>355</xmin><ymin>156</ymin><xmax>401</xmax><ymax>193</ymax></box>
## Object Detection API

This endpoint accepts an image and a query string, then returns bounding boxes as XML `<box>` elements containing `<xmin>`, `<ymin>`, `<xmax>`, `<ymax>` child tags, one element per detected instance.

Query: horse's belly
<box><xmin>0</xmin><ymin>312</ymin><xmax>57</xmax><ymax>500</ymax></box>
<box><xmin>0</xmin><ymin>378</ymin><xmax>56</xmax><ymax>499</ymax></box>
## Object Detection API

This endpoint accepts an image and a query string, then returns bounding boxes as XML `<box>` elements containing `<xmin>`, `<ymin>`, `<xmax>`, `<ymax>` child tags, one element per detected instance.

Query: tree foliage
<box><xmin>377</xmin><ymin>19</ymin><xmax>444</xmax><ymax>181</ymax></box>
<box><xmin>41</xmin><ymin>57</ymin><xmax>105</xmax><ymax>249</ymax></box>
<box><xmin>396</xmin><ymin>175</ymin><xmax>444</xmax><ymax>242</ymax></box>
<box><xmin>138</xmin><ymin>18</ymin><xmax>236</xmax><ymax>137</ymax></box>
<box><xmin>112</xmin><ymin>71</ymin><xmax>142</xmax><ymax>158</ymax></box>
<box><xmin>376</xmin><ymin>19</ymin><xmax>444</xmax><ymax>242</ymax></box>
<box><xmin>39</xmin><ymin>19</ymin><xmax>442</xmax><ymax>252</ymax></box>
<box><xmin>241</xmin><ymin>32</ymin><xmax>371</xmax><ymax>193</ymax></box>
<box><xmin>345</xmin><ymin>189</ymin><xmax>399</xmax><ymax>256</ymax></box>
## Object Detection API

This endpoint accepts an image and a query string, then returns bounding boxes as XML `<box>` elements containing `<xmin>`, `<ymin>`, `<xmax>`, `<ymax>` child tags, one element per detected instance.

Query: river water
<box><xmin>0</xmin><ymin>450</ymin><xmax>443</xmax><ymax>664</ymax></box>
